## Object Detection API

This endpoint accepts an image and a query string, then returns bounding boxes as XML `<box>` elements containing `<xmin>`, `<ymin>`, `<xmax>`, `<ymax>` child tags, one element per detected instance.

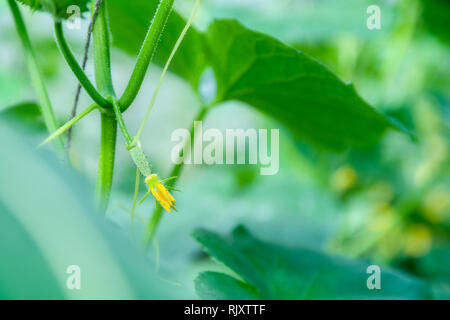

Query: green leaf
<box><xmin>193</xmin><ymin>226</ymin><xmax>432</xmax><ymax>300</ymax></box>
<box><xmin>195</xmin><ymin>272</ymin><xmax>260</xmax><ymax>300</ymax></box>
<box><xmin>0</xmin><ymin>119</ymin><xmax>173</xmax><ymax>299</ymax></box>
<box><xmin>420</xmin><ymin>0</ymin><xmax>450</xmax><ymax>44</ymax></box>
<box><xmin>16</xmin><ymin>0</ymin><xmax>91</xmax><ymax>19</ymax></box>
<box><xmin>205</xmin><ymin>20</ymin><xmax>396</xmax><ymax>151</ymax></box>
<box><xmin>107</xmin><ymin>0</ymin><xmax>207</xmax><ymax>88</ymax></box>
<box><xmin>107</xmin><ymin>4</ymin><xmax>401</xmax><ymax>150</ymax></box>
<box><xmin>0</xmin><ymin>102</ymin><xmax>45</xmax><ymax>132</ymax></box>
<box><xmin>0</xmin><ymin>202</ymin><xmax>65</xmax><ymax>299</ymax></box>
<box><xmin>1</xmin><ymin>101</ymin><xmax>41</xmax><ymax>118</ymax></box>
<box><xmin>432</xmin><ymin>284</ymin><xmax>450</xmax><ymax>300</ymax></box>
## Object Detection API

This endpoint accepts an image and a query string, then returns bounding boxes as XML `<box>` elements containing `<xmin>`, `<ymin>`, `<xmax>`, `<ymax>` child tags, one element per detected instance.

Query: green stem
<box><xmin>133</xmin><ymin>0</ymin><xmax>200</xmax><ymax>145</ymax></box>
<box><xmin>111</xmin><ymin>97</ymin><xmax>153</xmax><ymax>178</ymax></box>
<box><xmin>119</xmin><ymin>0</ymin><xmax>175</xmax><ymax>112</ymax></box>
<box><xmin>8</xmin><ymin>0</ymin><xmax>64</xmax><ymax>154</ymax></box>
<box><xmin>39</xmin><ymin>103</ymin><xmax>97</xmax><ymax>147</ymax></box>
<box><xmin>131</xmin><ymin>168</ymin><xmax>141</xmax><ymax>233</ymax></box>
<box><xmin>54</xmin><ymin>21</ymin><xmax>110</xmax><ymax>108</ymax></box>
<box><xmin>143</xmin><ymin>104</ymin><xmax>212</xmax><ymax>247</ymax></box>
<box><xmin>112</xmin><ymin>98</ymin><xmax>133</xmax><ymax>145</ymax></box>
<box><xmin>95</xmin><ymin>112</ymin><xmax>117</xmax><ymax>212</ymax></box>
<box><xmin>92</xmin><ymin>3</ymin><xmax>117</xmax><ymax>213</ymax></box>
<box><xmin>110</xmin><ymin>96</ymin><xmax>153</xmax><ymax>181</ymax></box>
<box><xmin>91</xmin><ymin>0</ymin><xmax>115</xmax><ymax>96</ymax></box>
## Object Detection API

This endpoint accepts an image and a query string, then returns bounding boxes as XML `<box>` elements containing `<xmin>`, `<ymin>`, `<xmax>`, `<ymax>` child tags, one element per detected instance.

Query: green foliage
<box><xmin>420</xmin><ymin>0</ymin><xmax>450</xmax><ymax>44</ymax></box>
<box><xmin>195</xmin><ymin>272</ymin><xmax>260</xmax><ymax>300</ymax></box>
<box><xmin>0</xmin><ymin>202</ymin><xmax>65</xmax><ymax>299</ymax></box>
<box><xmin>107</xmin><ymin>0</ymin><xmax>207</xmax><ymax>88</ymax></box>
<box><xmin>16</xmin><ymin>0</ymin><xmax>91</xmax><ymax>19</ymax></box>
<box><xmin>206</xmin><ymin>20</ymin><xmax>396</xmax><ymax>150</ymax></box>
<box><xmin>4</xmin><ymin>0</ymin><xmax>448</xmax><ymax>300</ymax></box>
<box><xmin>0</xmin><ymin>102</ymin><xmax>45</xmax><ymax>132</ymax></box>
<box><xmin>0</xmin><ymin>120</ymin><xmax>173</xmax><ymax>299</ymax></box>
<box><xmin>193</xmin><ymin>226</ymin><xmax>432</xmax><ymax>299</ymax></box>
<box><xmin>108</xmin><ymin>1</ymin><xmax>399</xmax><ymax>151</ymax></box>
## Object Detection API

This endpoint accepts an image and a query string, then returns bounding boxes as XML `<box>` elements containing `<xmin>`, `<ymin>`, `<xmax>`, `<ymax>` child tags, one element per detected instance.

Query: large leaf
<box><xmin>193</xmin><ymin>226</ymin><xmax>432</xmax><ymax>300</ymax></box>
<box><xmin>0</xmin><ymin>202</ymin><xmax>65</xmax><ymax>299</ymax></box>
<box><xmin>108</xmin><ymin>0</ymin><xmax>399</xmax><ymax>150</ymax></box>
<box><xmin>205</xmin><ymin>20</ymin><xmax>396</xmax><ymax>151</ymax></box>
<box><xmin>0</xmin><ymin>119</ymin><xmax>173</xmax><ymax>299</ymax></box>
<box><xmin>107</xmin><ymin>0</ymin><xmax>207</xmax><ymax>88</ymax></box>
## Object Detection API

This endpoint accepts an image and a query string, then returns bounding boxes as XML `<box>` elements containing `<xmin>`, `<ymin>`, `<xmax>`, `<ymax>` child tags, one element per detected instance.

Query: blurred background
<box><xmin>0</xmin><ymin>0</ymin><xmax>449</xmax><ymax>298</ymax></box>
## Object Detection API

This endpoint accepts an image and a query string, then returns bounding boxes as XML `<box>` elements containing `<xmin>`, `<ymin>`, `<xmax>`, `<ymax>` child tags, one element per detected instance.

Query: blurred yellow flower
<box><xmin>369</xmin><ymin>203</ymin><xmax>395</xmax><ymax>232</ymax></box>
<box><xmin>331</xmin><ymin>166</ymin><xmax>357</xmax><ymax>191</ymax></box>
<box><xmin>403</xmin><ymin>224</ymin><xmax>432</xmax><ymax>257</ymax></box>
<box><xmin>423</xmin><ymin>186</ymin><xmax>450</xmax><ymax>223</ymax></box>
<box><xmin>368</xmin><ymin>181</ymin><xmax>394</xmax><ymax>203</ymax></box>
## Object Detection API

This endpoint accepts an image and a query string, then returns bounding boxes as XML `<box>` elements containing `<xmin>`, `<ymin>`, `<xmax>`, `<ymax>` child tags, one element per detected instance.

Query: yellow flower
<box><xmin>330</xmin><ymin>166</ymin><xmax>357</xmax><ymax>191</ymax></box>
<box><xmin>140</xmin><ymin>174</ymin><xmax>177</xmax><ymax>212</ymax></box>
<box><xmin>403</xmin><ymin>224</ymin><xmax>432</xmax><ymax>257</ymax></box>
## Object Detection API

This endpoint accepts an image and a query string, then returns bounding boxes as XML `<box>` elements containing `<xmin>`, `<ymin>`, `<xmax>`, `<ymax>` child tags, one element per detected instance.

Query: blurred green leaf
<box><xmin>1</xmin><ymin>101</ymin><xmax>41</xmax><ymax>118</ymax></box>
<box><xmin>107</xmin><ymin>0</ymin><xmax>207</xmax><ymax>88</ymax></box>
<box><xmin>193</xmin><ymin>226</ymin><xmax>432</xmax><ymax>299</ymax></box>
<box><xmin>195</xmin><ymin>272</ymin><xmax>260</xmax><ymax>300</ymax></box>
<box><xmin>0</xmin><ymin>102</ymin><xmax>45</xmax><ymax>133</ymax></box>
<box><xmin>206</xmin><ymin>20</ymin><xmax>397</xmax><ymax>151</ymax></box>
<box><xmin>0</xmin><ymin>120</ymin><xmax>173</xmax><ymax>299</ymax></box>
<box><xmin>421</xmin><ymin>0</ymin><xmax>450</xmax><ymax>44</ymax></box>
<box><xmin>0</xmin><ymin>202</ymin><xmax>65</xmax><ymax>299</ymax></box>
<box><xmin>432</xmin><ymin>284</ymin><xmax>450</xmax><ymax>299</ymax></box>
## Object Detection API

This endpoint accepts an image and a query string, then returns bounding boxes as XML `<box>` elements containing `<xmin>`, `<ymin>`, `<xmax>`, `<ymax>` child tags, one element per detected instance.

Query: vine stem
<box><xmin>7</xmin><ymin>0</ymin><xmax>64</xmax><ymax>154</ymax></box>
<box><xmin>92</xmin><ymin>1</ymin><xmax>117</xmax><ymax>213</ymax></box>
<box><xmin>133</xmin><ymin>0</ymin><xmax>201</xmax><ymax>145</ymax></box>
<box><xmin>112</xmin><ymin>98</ymin><xmax>133</xmax><ymax>146</ymax></box>
<box><xmin>39</xmin><ymin>103</ymin><xmax>97</xmax><ymax>147</ymax></box>
<box><xmin>119</xmin><ymin>0</ymin><xmax>175</xmax><ymax>112</ymax></box>
<box><xmin>95</xmin><ymin>112</ymin><xmax>117</xmax><ymax>212</ymax></box>
<box><xmin>67</xmin><ymin>0</ymin><xmax>104</xmax><ymax>151</ymax></box>
<box><xmin>91</xmin><ymin>1</ymin><xmax>115</xmax><ymax>97</ymax></box>
<box><xmin>143</xmin><ymin>104</ymin><xmax>213</xmax><ymax>248</ymax></box>
<box><xmin>131</xmin><ymin>168</ymin><xmax>141</xmax><ymax>234</ymax></box>
<box><xmin>54</xmin><ymin>20</ymin><xmax>110</xmax><ymax>108</ymax></box>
